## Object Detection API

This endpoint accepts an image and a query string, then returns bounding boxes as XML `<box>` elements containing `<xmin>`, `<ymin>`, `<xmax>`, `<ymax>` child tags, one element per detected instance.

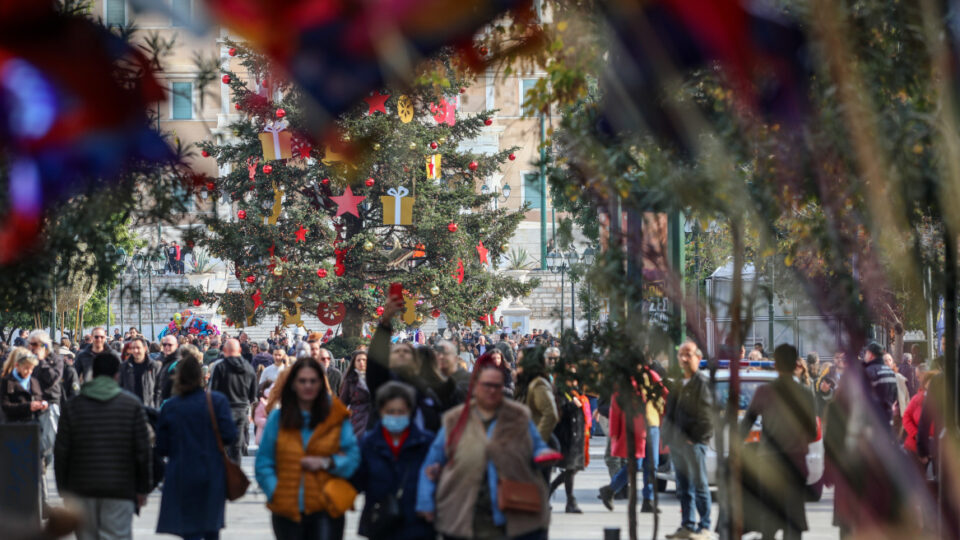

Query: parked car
<box><xmin>657</xmin><ymin>369</ymin><xmax>825</xmax><ymax>501</ymax></box>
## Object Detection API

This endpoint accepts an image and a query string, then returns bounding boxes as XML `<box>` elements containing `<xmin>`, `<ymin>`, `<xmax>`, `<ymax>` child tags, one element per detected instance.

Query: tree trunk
<box><xmin>725</xmin><ymin>219</ymin><xmax>745</xmax><ymax>540</ymax></box>
<box><xmin>341</xmin><ymin>304</ymin><xmax>364</xmax><ymax>340</ymax></box>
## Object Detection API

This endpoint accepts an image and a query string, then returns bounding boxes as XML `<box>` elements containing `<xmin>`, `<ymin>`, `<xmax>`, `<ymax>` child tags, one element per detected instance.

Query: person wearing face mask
<box><xmin>339</xmin><ymin>351</ymin><xmax>373</xmax><ymax>436</ymax></box>
<box><xmin>352</xmin><ymin>381</ymin><xmax>435</xmax><ymax>540</ymax></box>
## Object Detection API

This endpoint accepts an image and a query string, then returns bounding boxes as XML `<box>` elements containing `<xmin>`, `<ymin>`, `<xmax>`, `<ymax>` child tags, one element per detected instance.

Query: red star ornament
<box><xmin>331</xmin><ymin>186</ymin><xmax>366</xmax><ymax>218</ymax></box>
<box><xmin>364</xmin><ymin>91</ymin><xmax>390</xmax><ymax>115</ymax></box>
<box><xmin>251</xmin><ymin>289</ymin><xmax>263</xmax><ymax>310</ymax></box>
<box><xmin>476</xmin><ymin>241</ymin><xmax>489</xmax><ymax>264</ymax></box>
<box><xmin>295</xmin><ymin>224</ymin><xmax>308</xmax><ymax>242</ymax></box>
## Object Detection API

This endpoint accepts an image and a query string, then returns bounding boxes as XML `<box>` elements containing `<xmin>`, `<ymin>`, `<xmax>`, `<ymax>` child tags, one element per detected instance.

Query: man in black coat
<box><xmin>54</xmin><ymin>352</ymin><xmax>152</xmax><ymax>539</ymax></box>
<box><xmin>155</xmin><ymin>335</ymin><xmax>181</xmax><ymax>405</ymax></box>
<box><xmin>863</xmin><ymin>342</ymin><xmax>898</xmax><ymax>427</ymax></box>
<box><xmin>73</xmin><ymin>327</ymin><xmax>115</xmax><ymax>383</ymax></box>
<box><xmin>209</xmin><ymin>338</ymin><xmax>257</xmax><ymax>460</ymax></box>
<box><xmin>308</xmin><ymin>336</ymin><xmax>342</xmax><ymax>396</ymax></box>
<box><xmin>118</xmin><ymin>337</ymin><xmax>163</xmax><ymax>410</ymax></box>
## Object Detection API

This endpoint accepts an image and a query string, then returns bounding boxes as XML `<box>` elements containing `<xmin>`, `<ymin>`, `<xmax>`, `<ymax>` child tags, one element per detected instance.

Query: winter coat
<box><xmin>524</xmin><ymin>376</ymin><xmax>559</xmax><ymax>443</ymax></box>
<box><xmin>54</xmin><ymin>376</ymin><xmax>152</xmax><ymax>501</ymax></box>
<box><xmin>74</xmin><ymin>347</ymin><xmax>118</xmax><ymax>385</ymax></box>
<box><xmin>118</xmin><ymin>357</ymin><xmax>163</xmax><ymax>410</ymax></box>
<box><xmin>554</xmin><ymin>390</ymin><xmax>588</xmax><ymax>469</ymax></box>
<box><xmin>1</xmin><ymin>372</ymin><xmax>43</xmax><ymax>422</ymax></box>
<box><xmin>202</xmin><ymin>347</ymin><xmax>221</xmax><ymax>366</ymax></box>
<box><xmin>156</xmin><ymin>351</ymin><xmax>181</xmax><ymax>404</ymax></box>
<box><xmin>353</xmin><ymin>421</ymin><xmax>435</xmax><ymax>540</ymax></box>
<box><xmin>609</xmin><ymin>390</ymin><xmax>647</xmax><ymax>459</ymax></box>
<box><xmin>208</xmin><ymin>356</ymin><xmax>257</xmax><ymax>409</ymax></box>
<box><xmin>902</xmin><ymin>390</ymin><xmax>929</xmax><ymax>454</ymax></box>
<box><xmin>664</xmin><ymin>371</ymin><xmax>714</xmax><ymax>445</ymax></box>
<box><xmin>339</xmin><ymin>370</ymin><xmax>372</xmax><ymax>436</ymax></box>
<box><xmin>251</xmin><ymin>352</ymin><xmax>273</xmax><ymax>372</ymax></box>
<box><xmin>34</xmin><ymin>352</ymin><xmax>65</xmax><ymax>406</ymax></box>
<box><xmin>326</xmin><ymin>365</ymin><xmax>343</xmax><ymax>397</ymax></box>
<box><xmin>156</xmin><ymin>390</ymin><xmax>236</xmax><ymax>536</ymax></box>
<box><xmin>863</xmin><ymin>357</ymin><xmax>898</xmax><ymax>426</ymax></box>
<box><xmin>59</xmin><ymin>363</ymin><xmax>80</xmax><ymax>402</ymax></box>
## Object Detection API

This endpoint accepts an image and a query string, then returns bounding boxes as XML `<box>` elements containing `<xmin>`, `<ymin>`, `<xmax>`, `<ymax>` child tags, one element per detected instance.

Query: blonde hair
<box><xmin>2</xmin><ymin>347</ymin><xmax>38</xmax><ymax>377</ymax></box>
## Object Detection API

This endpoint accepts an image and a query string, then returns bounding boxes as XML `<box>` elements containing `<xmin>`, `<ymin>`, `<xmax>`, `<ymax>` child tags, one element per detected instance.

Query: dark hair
<box><xmin>92</xmin><ymin>352</ymin><xmax>121</xmax><ymax>378</ymax></box>
<box><xmin>866</xmin><ymin>342</ymin><xmax>884</xmax><ymax>360</ymax></box>
<box><xmin>279</xmin><ymin>357</ymin><xmax>330</xmax><ymax>431</ymax></box>
<box><xmin>173</xmin><ymin>355</ymin><xmax>204</xmax><ymax>395</ymax></box>
<box><xmin>415</xmin><ymin>346</ymin><xmax>443</xmax><ymax>388</ymax></box>
<box><xmin>375</xmin><ymin>381</ymin><xmax>416</xmax><ymax>411</ymax></box>
<box><xmin>516</xmin><ymin>346</ymin><xmax>548</xmax><ymax>398</ymax></box>
<box><xmin>773</xmin><ymin>344</ymin><xmax>799</xmax><ymax>374</ymax></box>
<box><xmin>345</xmin><ymin>350</ymin><xmax>366</xmax><ymax>378</ymax></box>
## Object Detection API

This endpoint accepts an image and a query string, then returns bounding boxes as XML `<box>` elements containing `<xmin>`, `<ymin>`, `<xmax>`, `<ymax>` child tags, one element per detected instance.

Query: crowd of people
<box><xmin>0</xmin><ymin>302</ymin><xmax>947</xmax><ymax>540</ymax></box>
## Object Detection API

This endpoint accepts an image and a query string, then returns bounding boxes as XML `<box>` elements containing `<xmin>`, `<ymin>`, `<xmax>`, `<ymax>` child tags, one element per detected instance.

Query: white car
<box><xmin>657</xmin><ymin>370</ymin><xmax>825</xmax><ymax>501</ymax></box>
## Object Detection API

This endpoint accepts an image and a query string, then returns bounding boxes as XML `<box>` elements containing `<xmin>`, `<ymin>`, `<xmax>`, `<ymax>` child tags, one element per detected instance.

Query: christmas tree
<box><xmin>184</xmin><ymin>46</ymin><xmax>533</xmax><ymax>342</ymax></box>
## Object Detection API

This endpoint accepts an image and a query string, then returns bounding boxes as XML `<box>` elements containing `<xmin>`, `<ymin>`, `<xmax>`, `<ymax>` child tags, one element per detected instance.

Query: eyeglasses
<box><xmin>319</xmin><ymin>356</ymin><xmax>332</xmax><ymax>361</ymax></box>
<box><xmin>545</xmin><ymin>356</ymin><xmax>560</xmax><ymax>361</ymax></box>
<box><xmin>162</xmin><ymin>343</ymin><xmax>175</xmax><ymax>348</ymax></box>
<box><xmin>27</xmin><ymin>342</ymin><xmax>42</xmax><ymax>348</ymax></box>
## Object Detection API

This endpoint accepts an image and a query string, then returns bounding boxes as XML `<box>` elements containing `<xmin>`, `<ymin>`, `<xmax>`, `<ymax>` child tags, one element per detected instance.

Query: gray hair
<box><xmin>294</xmin><ymin>341</ymin><xmax>311</xmax><ymax>361</ymax></box>
<box><xmin>375</xmin><ymin>381</ymin><xmax>417</xmax><ymax>411</ymax></box>
<box><xmin>27</xmin><ymin>330</ymin><xmax>51</xmax><ymax>348</ymax></box>
<box><xmin>902</xmin><ymin>352</ymin><xmax>912</xmax><ymax>365</ymax></box>
<box><xmin>806</xmin><ymin>352</ymin><xmax>820</xmax><ymax>364</ymax></box>
<box><xmin>545</xmin><ymin>347</ymin><xmax>561</xmax><ymax>357</ymax></box>
<box><xmin>258</xmin><ymin>341</ymin><xmax>269</xmax><ymax>351</ymax></box>
<box><xmin>436</xmin><ymin>340</ymin><xmax>457</xmax><ymax>356</ymax></box>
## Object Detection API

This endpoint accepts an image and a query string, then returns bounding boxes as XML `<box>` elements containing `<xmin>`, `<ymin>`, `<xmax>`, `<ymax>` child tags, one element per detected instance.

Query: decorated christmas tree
<box><xmin>184</xmin><ymin>46</ymin><xmax>533</xmax><ymax>342</ymax></box>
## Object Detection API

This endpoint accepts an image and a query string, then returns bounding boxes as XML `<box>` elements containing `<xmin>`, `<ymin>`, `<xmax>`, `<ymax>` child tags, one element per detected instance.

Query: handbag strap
<box><xmin>205</xmin><ymin>391</ymin><xmax>228</xmax><ymax>457</ymax></box>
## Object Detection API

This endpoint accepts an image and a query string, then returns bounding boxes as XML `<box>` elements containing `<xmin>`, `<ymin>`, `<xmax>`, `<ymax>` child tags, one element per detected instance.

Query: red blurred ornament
<box><xmin>468</xmin><ymin>161</ymin><xmax>478</xmax><ymax>171</ymax></box>
<box><xmin>221</xmin><ymin>74</ymin><xmax>231</xmax><ymax>84</ymax></box>
<box><xmin>447</xmin><ymin>222</ymin><xmax>458</xmax><ymax>232</ymax></box>
<box><xmin>225</xmin><ymin>318</ymin><xmax>233</xmax><ymax>326</ymax></box>
<box><xmin>321</xmin><ymin>178</ymin><xmax>330</xmax><ymax>185</ymax></box>
<box><xmin>403</xmin><ymin>166</ymin><xmax>410</xmax><ymax>173</ymax></box>
<box><xmin>228</xmin><ymin>47</ymin><xmax>237</xmax><ymax>56</ymax></box>
<box><xmin>276</xmin><ymin>108</ymin><xmax>286</xmax><ymax>118</ymax></box>
<box><xmin>484</xmin><ymin>118</ymin><xmax>493</xmax><ymax>126</ymax></box>
<box><xmin>262</xmin><ymin>164</ymin><xmax>273</xmax><ymax>174</ymax></box>
<box><xmin>376</xmin><ymin>306</ymin><xmax>385</xmax><ymax>316</ymax></box>
<box><xmin>237</xmin><ymin>210</ymin><xmax>247</xmax><ymax>219</ymax></box>
<box><xmin>365</xmin><ymin>177</ymin><xmax>375</xmax><ymax>187</ymax></box>
<box><xmin>192</xmin><ymin>299</ymin><xmax>201</xmax><ymax>307</ymax></box>
<box><xmin>234</xmin><ymin>103</ymin><xmax>241</xmax><ymax>110</ymax></box>
<box><xmin>479</xmin><ymin>46</ymin><xmax>489</xmax><ymax>56</ymax></box>
<box><xmin>206</xmin><ymin>182</ymin><xmax>216</xmax><ymax>191</ymax></box>
<box><xmin>460</xmin><ymin>87</ymin><xmax>466</xmax><ymax>94</ymax></box>
<box><xmin>430</xmin><ymin>141</ymin><xmax>438</xmax><ymax>150</ymax></box>
<box><xmin>316</xmin><ymin>268</ymin><xmax>327</xmax><ymax>278</ymax></box>
<box><xmin>245</xmin><ymin>275</ymin><xmax>255</xmax><ymax>283</ymax></box>
<box><xmin>201</xmin><ymin>150</ymin><xmax>210</xmax><ymax>157</ymax></box>
<box><xmin>432</xmin><ymin>309</ymin><xmax>441</xmax><ymax>318</ymax></box>
<box><xmin>508</xmin><ymin>153</ymin><xmax>516</xmax><ymax>161</ymax></box>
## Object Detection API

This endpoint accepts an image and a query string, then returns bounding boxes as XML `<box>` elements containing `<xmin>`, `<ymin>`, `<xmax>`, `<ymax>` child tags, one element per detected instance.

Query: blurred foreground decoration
<box><xmin>0</xmin><ymin>2</ymin><xmax>170</xmax><ymax>263</ymax></box>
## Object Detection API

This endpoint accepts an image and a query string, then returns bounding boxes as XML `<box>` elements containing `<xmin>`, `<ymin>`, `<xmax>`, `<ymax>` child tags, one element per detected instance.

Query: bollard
<box><xmin>604</xmin><ymin>527</ymin><xmax>621</xmax><ymax>540</ymax></box>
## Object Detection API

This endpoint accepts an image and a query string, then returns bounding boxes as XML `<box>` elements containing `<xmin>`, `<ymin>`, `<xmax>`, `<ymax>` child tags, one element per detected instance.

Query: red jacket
<box><xmin>902</xmin><ymin>389</ymin><xmax>930</xmax><ymax>454</ymax></box>
<box><xmin>609</xmin><ymin>389</ymin><xmax>647</xmax><ymax>459</ymax></box>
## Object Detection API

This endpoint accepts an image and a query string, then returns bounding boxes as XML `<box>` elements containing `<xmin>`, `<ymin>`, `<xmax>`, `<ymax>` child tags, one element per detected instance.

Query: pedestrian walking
<box><xmin>517</xmin><ymin>347</ymin><xmax>559</xmax><ymax>445</ymax></box>
<box><xmin>339</xmin><ymin>350</ymin><xmax>372</xmax><ymax>436</ymax></box>
<box><xmin>663</xmin><ymin>342</ymin><xmax>714</xmax><ymax>540</ymax></box>
<box><xmin>118</xmin><ymin>337</ymin><xmax>163</xmax><ymax>409</ymax></box>
<box><xmin>487</xmin><ymin>348</ymin><xmax>515</xmax><ymax>398</ymax></box>
<box><xmin>59</xmin><ymin>347</ymin><xmax>80</xmax><ymax>402</ymax></box>
<box><xmin>1</xmin><ymin>346</ymin><xmax>46</xmax><ymax>422</ymax></box>
<box><xmin>550</xmin><ymin>360</ymin><xmax>589</xmax><ymax>514</ymax></box>
<box><xmin>252</xmin><ymin>341</ymin><xmax>274</xmax><ymax>371</ymax></box>
<box><xmin>308</xmin><ymin>336</ymin><xmax>343</xmax><ymax>396</ymax></box>
<box><xmin>28</xmin><ymin>330</ymin><xmax>64</xmax><ymax>478</ymax></box>
<box><xmin>255</xmin><ymin>356</ymin><xmax>360</xmax><ymax>540</ymax></box>
<box><xmin>260</xmin><ymin>347</ymin><xmax>289</xmax><ymax>387</ymax></box>
<box><xmin>74</xmin><ymin>327</ymin><xmax>113</xmax><ymax>383</ymax></box>
<box><xmin>739</xmin><ymin>344</ymin><xmax>817</xmax><ymax>540</ymax></box>
<box><xmin>54</xmin><ymin>352</ymin><xmax>152</xmax><ymax>540</ymax></box>
<box><xmin>862</xmin><ymin>343</ymin><xmax>898</xmax><ymax>426</ymax></box>
<box><xmin>352</xmin><ymin>381</ymin><xmax>435</xmax><ymax>540</ymax></box>
<box><xmin>156</xmin><ymin>346</ymin><xmax>237</xmax><ymax>540</ymax></box>
<box><xmin>416</xmin><ymin>355</ymin><xmax>554</xmax><ymax>540</ymax></box>
<box><xmin>208</xmin><ymin>338</ymin><xmax>257</xmax><ymax>461</ymax></box>
<box><xmin>903</xmin><ymin>370</ymin><xmax>937</xmax><ymax>459</ymax></box>
<box><xmin>157</xmin><ymin>335</ymin><xmax>181</xmax><ymax>404</ymax></box>
<box><xmin>434</xmin><ymin>341</ymin><xmax>471</xmax><ymax>394</ymax></box>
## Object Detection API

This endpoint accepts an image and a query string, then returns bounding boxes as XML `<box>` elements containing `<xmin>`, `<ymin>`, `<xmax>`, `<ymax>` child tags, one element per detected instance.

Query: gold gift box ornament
<box><xmin>381</xmin><ymin>186</ymin><xmax>414</xmax><ymax>226</ymax></box>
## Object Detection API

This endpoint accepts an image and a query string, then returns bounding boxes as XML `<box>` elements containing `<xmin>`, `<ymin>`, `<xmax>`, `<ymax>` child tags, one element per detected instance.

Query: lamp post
<box><xmin>546</xmin><ymin>250</ymin><xmax>572</xmax><ymax>335</ymax></box>
<box><xmin>133</xmin><ymin>252</ymin><xmax>146</xmax><ymax>337</ymax></box>
<box><xmin>481</xmin><ymin>183</ymin><xmax>512</xmax><ymax>210</ymax></box>
<box><xmin>106</xmin><ymin>246</ymin><xmax>128</xmax><ymax>334</ymax></box>
<box><xmin>581</xmin><ymin>247</ymin><xmax>596</xmax><ymax>333</ymax></box>
<box><xmin>147</xmin><ymin>248</ymin><xmax>163</xmax><ymax>341</ymax></box>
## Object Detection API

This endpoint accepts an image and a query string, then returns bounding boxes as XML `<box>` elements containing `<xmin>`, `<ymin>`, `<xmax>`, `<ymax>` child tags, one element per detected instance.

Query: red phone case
<box><xmin>390</xmin><ymin>283</ymin><xmax>403</xmax><ymax>301</ymax></box>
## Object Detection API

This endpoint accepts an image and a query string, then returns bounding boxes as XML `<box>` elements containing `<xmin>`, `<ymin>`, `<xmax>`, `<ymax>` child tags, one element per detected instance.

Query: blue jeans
<box><xmin>609</xmin><ymin>458</ymin><xmax>641</xmax><ymax>495</ymax></box>
<box><xmin>642</xmin><ymin>426</ymin><xmax>660</xmax><ymax>501</ymax></box>
<box><xmin>674</xmin><ymin>441</ymin><xmax>711</xmax><ymax>532</ymax></box>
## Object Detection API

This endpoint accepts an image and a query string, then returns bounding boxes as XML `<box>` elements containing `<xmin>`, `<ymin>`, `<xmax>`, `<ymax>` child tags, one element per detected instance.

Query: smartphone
<box><xmin>389</xmin><ymin>282</ymin><xmax>403</xmax><ymax>303</ymax></box>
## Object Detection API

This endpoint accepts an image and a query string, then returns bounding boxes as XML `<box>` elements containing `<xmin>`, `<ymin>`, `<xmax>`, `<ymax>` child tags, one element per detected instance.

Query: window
<box><xmin>520</xmin><ymin>78</ymin><xmax>538</xmax><ymax>114</ymax></box>
<box><xmin>173</xmin><ymin>184</ymin><xmax>195</xmax><ymax>212</ymax></box>
<box><xmin>171</xmin><ymin>0</ymin><xmax>191</xmax><ymax>27</ymax></box>
<box><xmin>523</xmin><ymin>172</ymin><xmax>542</xmax><ymax>210</ymax></box>
<box><xmin>105</xmin><ymin>0</ymin><xmax>126</xmax><ymax>27</ymax></box>
<box><xmin>171</xmin><ymin>82</ymin><xmax>193</xmax><ymax>120</ymax></box>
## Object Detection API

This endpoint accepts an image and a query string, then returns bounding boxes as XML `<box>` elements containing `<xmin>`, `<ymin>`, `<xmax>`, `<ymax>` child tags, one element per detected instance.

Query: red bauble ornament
<box><xmin>376</xmin><ymin>306</ymin><xmax>385</xmax><ymax>316</ymax></box>
<box><xmin>221</xmin><ymin>74</ymin><xmax>231</xmax><ymax>84</ymax></box>
<box><xmin>234</xmin><ymin>103</ymin><xmax>241</xmax><ymax>111</ymax></box>
<box><xmin>430</xmin><ymin>141</ymin><xmax>438</xmax><ymax>149</ymax></box>
<box><xmin>225</xmin><ymin>318</ymin><xmax>233</xmax><ymax>326</ymax></box>
<box><xmin>276</xmin><ymin>108</ymin><xmax>286</xmax><ymax>118</ymax></box>
<box><xmin>321</xmin><ymin>178</ymin><xmax>330</xmax><ymax>185</ymax></box>
<box><xmin>460</xmin><ymin>87</ymin><xmax>467</xmax><ymax>94</ymax></box>
<box><xmin>201</xmin><ymin>150</ymin><xmax>210</xmax><ymax>157</ymax></box>
<box><xmin>447</xmin><ymin>222</ymin><xmax>458</xmax><ymax>233</ymax></box>
<box><xmin>205</xmin><ymin>181</ymin><xmax>216</xmax><ymax>191</ymax></box>
<box><xmin>237</xmin><ymin>210</ymin><xmax>246</xmax><ymax>219</ymax></box>
<box><xmin>479</xmin><ymin>46</ymin><xmax>489</xmax><ymax>56</ymax></box>
<box><xmin>508</xmin><ymin>153</ymin><xmax>516</xmax><ymax>161</ymax></box>
<box><xmin>262</xmin><ymin>164</ymin><xmax>273</xmax><ymax>174</ymax></box>
<box><xmin>432</xmin><ymin>309</ymin><xmax>442</xmax><ymax>318</ymax></box>
<box><xmin>403</xmin><ymin>166</ymin><xmax>410</xmax><ymax>173</ymax></box>
<box><xmin>365</xmin><ymin>177</ymin><xmax>375</xmax><ymax>187</ymax></box>
<box><xmin>245</xmin><ymin>275</ymin><xmax>255</xmax><ymax>283</ymax></box>
<box><xmin>468</xmin><ymin>161</ymin><xmax>478</xmax><ymax>171</ymax></box>
<box><xmin>192</xmin><ymin>299</ymin><xmax>201</xmax><ymax>307</ymax></box>
<box><xmin>228</xmin><ymin>47</ymin><xmax>237</xmax><ymax>56</ymax></box>
<box><xmin>316</xmin><ymin>268</ymin><xmax>327</xmax><ymax>278</ymax></box>
<box><xmin>484</xmin><ymin>118</ymin><xmax>493</xmax><ymax>126</ymax></box>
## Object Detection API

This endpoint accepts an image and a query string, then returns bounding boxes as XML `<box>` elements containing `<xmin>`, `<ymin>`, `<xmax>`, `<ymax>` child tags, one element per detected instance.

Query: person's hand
<box><xmin>136</xmin><ymin>494</ymin><xmax>148</xmax><ymax>508</ymax></box>
<box><xmin>418</xmin><ymin>511</ymin><xmax>435</xmax><ymax>523</ymax></box>
<box><xmin>424</xmin><ymin>463</ymin><xmax>441</xmax><ymax>482</ymax></box>
<box><xmin>30</xmin><ymin>401</ymin><xmax>46</xmax><ymax>412</ymax></box>
<box><xmin>819</xmin><ymin>380</ymin><xmax>830</xmax><ymax>393</ymax></box>
<box><xmin>919</xmin><ymin>456</ymin><xmax>930</xmax><ymax>466</ymax></box>
<box><xmin>382</xmin><ymin>296</ymin><xmax>404</xmax><ymax>324</ymax></box>
<box><xmin>301</xmin><ymin>456</ymin><xmax>331</xmax><ymax>472</ymax></box>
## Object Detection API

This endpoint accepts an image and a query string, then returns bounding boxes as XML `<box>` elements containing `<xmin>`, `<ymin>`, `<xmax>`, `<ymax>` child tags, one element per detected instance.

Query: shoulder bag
<box><xmin>205</xmin><ymin>391</ymin><xmax>250</xmax><ymax>501</ymax></box>
<box><xmin>498</xmin><ymin>477</ymin><xmax>542</xmax><ymax>513</ymax></box>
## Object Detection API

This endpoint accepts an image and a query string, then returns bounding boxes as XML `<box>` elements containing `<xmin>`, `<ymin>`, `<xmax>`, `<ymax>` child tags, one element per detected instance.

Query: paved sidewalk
<box><xmin>47</xmin><ymin>437</ymin><xmax>840</xmax><ymax>539</ymax></box>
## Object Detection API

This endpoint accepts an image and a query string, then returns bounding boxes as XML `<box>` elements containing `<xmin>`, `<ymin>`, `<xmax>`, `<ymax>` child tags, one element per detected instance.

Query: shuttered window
<box><xmin>171</xmin><ymin>82</ymin><xmax>192</xmax><ymax>120</ymax></box>
<box><xmin>106</xmin><ymin>0</ymin><xmax>126</xmax><ymax>27</ymax></box>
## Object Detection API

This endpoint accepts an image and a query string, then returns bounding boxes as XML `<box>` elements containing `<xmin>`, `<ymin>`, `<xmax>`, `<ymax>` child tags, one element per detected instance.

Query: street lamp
<box><xmin>106</xmin><ymin>245</ymin><xmax>127</xmax><ymax>337</ymax></box>
<box><xmin>482</xmin><ymin>183</ymin><xmax>511</xmax><ymax>209</ymax></box>
<box><xmin>581</xmin><ymin>247</ymin><xmax>596</xmax><ymax>334</ymax></box>
<box><xmin>546</xmin><ymin>250</ymin><xmax>571</xmax><ymax>334</ymax></box>
<box><xmin>132</xmin><ymin>252</ymin><xmax>147</xmax><ymax>338</ymax></box>
<box><xmin>146</xmin><ymin>248</ymin><xmax>165</xmax><ymax>341</ymax></box>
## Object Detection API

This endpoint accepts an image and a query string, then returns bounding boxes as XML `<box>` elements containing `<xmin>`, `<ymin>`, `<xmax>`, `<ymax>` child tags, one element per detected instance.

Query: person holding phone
<box><xmin>1</xmin><ymin>347</ymin><xmax>47</xmax><ymax>422</ymax></box>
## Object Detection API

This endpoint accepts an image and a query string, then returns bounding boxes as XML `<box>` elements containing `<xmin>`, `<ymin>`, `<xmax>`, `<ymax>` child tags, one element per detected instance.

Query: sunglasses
<box><xmin>27</xmin><ymin>342</ymin><xmax>43</xmax><ymax>347</ymax></box>
<box><xmin>162</xmin><ymin>343</ymin><xmax>175</xmax><ymax>348</ymax></box>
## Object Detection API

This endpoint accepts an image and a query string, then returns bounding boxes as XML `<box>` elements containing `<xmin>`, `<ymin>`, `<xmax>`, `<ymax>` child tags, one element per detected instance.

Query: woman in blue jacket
<box><xmin>352</xmin><ymin>381</ymin><xmax>435</xmax><ymax>539</ymax></box>
<box><xmin>156</xmin><ymin>346</ymin><xmax>237</xmax><ymax>540</ymax></box>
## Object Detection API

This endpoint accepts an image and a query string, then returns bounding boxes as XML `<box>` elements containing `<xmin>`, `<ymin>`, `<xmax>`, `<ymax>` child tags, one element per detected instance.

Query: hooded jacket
<box><xmin>54</xmin><ymin>376</ymin><xmax>152</xmax><ymax>501</ymax></box>
<box><xmin>209</xmin><ymin>356</ymin><xmax>257</xmax><ymax>408</ymax></box>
